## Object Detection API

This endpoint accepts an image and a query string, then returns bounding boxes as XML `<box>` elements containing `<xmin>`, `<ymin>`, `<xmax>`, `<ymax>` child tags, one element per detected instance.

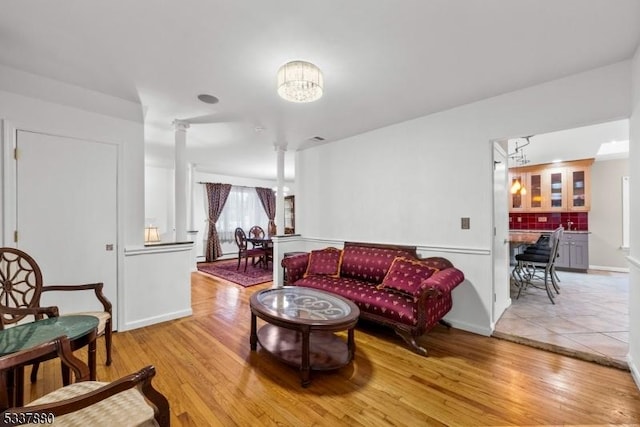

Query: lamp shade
<box><xmin>145</xmin><ymin>226</ymin><xmax>161</xmax><ymax>243</ymax></box>
<box><xmin>277</xmin><ymin>61</ymin><xmax>323</xmax><ymax>103</ymax></box>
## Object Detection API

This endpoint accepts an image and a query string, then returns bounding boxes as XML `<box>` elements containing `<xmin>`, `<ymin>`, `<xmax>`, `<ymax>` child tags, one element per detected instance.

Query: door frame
<box><xmin>2</xmin><ymin>120</ymin><xmax>122</xmax><ymax>329</ymax></box>
<box><xmin>492</xmin><ymin>140</ymin><xmax>511</xmax><ymax>326</ymax></box>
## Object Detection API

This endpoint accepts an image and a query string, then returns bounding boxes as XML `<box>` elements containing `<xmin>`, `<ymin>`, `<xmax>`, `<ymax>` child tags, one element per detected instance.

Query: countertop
<box><xmin>509</xmin><ymin>230</ymin><xmax>590</xmax><ymax>234</ymax></box>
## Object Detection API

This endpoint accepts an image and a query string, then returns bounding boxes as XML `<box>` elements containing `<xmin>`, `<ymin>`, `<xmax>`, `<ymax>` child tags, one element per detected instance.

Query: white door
<box><xmin>492</xmin><ymin>142</ymin><xmax>510</xmax><ymax>324</ymax></box>
<box><xmin>15</xmin><ymin>130</ymin><xmax>118</xmax><ymax>327</ymax></box>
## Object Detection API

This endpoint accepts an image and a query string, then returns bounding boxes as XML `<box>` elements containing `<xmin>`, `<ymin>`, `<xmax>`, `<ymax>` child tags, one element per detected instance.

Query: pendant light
<box><xmin>509</xmin><ymin>136</ymin><xmax>532</xmax><ymax>196</ymax></box>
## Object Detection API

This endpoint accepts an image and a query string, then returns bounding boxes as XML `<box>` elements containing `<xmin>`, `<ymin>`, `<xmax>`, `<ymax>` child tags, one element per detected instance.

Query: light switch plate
<box><xmin>461</xmin><ymin>217</ymin><xmax>470</xmax><ymax>229</ymax></box>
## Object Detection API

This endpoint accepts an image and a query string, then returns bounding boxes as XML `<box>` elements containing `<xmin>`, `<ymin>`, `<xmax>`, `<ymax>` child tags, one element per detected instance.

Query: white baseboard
<box><xmin>120</xmin><ymin>309</ymin><xmax>192</xmax><ymax>332</ymax></box>
<box><xmin>447</xmin><ymin>318</ymin><xmax>493</xmax><ymax>337</ymax></box>
<box><xmin>629</xmin><ymin>353</ymin><xmax>640</xmax><ymax>392</ymax></box>
<box><xmin>588</xmin><ymin>265</ymin><xmax>630</xmax><ymax>273</ymax></box>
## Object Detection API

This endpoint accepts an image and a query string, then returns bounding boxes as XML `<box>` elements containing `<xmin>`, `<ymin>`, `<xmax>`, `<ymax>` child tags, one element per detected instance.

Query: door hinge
<box><xmin>13</xmin><ymin>230</ymin><xmax>18</xmax><ymax>242</ymax></box>
<box><xmin>14</xmin><ymin>148</ymin><xmax>19</xmax><ymax>160</ymax></box>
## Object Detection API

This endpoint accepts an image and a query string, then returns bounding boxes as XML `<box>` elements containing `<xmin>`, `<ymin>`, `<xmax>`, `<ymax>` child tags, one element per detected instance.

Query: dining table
<box><xmin>0</xmin><ymin>314</ymin><xmax>99</xmax><ymax>408</ymax></box>
<box><xmin>246</xmin><ymin>236</ymin><xmax>273</xmax><ymax>269</ymax></box>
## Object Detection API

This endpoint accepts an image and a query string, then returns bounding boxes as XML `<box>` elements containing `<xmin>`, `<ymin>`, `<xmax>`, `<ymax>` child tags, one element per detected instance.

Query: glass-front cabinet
<box><xmin>284</xmin><ymin>195</ymin><xmax>295</xmax><ymax>234</ymax></box>
<box><xmin>546</xmin><ymin>167</ymin><xmax>566</xmax><ymax>211</ymax></box>
<box><xmin>509</xmin><ymin>172</ymin><xmax>528</xmax><ymax>211</ymax></box>
<box><xmin>528</xmin><ymin>171</ymin><xmax>543</xmax><ymax>210</ymax></box>
<box><xmin>567</xmin><ymin>166</ymin><xmax>591</xmax><ymax>211</ymax></box>
<box><xmin>508</xmin><ymin>159</ymin><xmax>592</xmax><ymax>213</ymax></box>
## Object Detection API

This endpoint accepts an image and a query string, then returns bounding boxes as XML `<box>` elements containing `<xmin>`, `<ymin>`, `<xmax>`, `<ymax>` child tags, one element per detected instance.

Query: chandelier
<box><xmin>509</xmin><ymin>136</ymin><xmax>532</xmax><ymax>195</ymax></box>
<box><xmin>277</xmin><ymin>61</ymin><xmax>323</xmax><ymax>103</ymax></box>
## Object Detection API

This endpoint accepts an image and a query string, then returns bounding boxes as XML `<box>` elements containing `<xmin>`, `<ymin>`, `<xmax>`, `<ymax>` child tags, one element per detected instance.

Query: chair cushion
<box><xmin>515</xmin><ymin>252</ymin><xmax>550</xmax><ymax>263</ymax></box>
<box><xmin>377</xmin><ymin>256</ymin><xmax>438</xmax><ymax>297</ymax></box>
<box><xmin>25</xmin><ymin>381</ymin><xmax>157</xmax><ymax>427</ymax></box>
<box><xmin>62</xmin><ymin>312</ymin><xmax>110</xmax><ymax>335</ymax></box>
<box><xmin>304</xmin><ymin>247</ymin><xmax>343</xmax><ymax>278</ymax></box>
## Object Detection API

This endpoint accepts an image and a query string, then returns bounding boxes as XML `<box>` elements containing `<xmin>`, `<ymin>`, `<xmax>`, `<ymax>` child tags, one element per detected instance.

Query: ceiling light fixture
<box><xmin>277</xmin><ymin>61</ymin><xmax>323</xmax><ymax>103</ymax></box>
<box><xmin>509</xmin><ymin>136</ymin><xmax>532</xmax><ymax>195</ymax></box>
<box><xmin>197</xmin><ymin>94</ymin><xmax>219</xmax><ymax>104</ymax></box>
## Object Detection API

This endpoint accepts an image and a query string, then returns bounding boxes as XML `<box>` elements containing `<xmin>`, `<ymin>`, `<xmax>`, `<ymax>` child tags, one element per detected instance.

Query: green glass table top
<box><xmin>0</xmin><ymin>315</ymin><xmax>99</xmax><ymax>356</ymax></box>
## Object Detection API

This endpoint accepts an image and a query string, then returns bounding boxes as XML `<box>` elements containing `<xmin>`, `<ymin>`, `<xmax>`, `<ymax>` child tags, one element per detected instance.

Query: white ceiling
<box><xmin>508</xmin><ymin>119</ymin><xmax>630</xmax><ymax>167</ymax></box>
<box><xmin>1</xmin><ymin>1</ymin><xmax>639</xmax><ymax>180</ymax></box>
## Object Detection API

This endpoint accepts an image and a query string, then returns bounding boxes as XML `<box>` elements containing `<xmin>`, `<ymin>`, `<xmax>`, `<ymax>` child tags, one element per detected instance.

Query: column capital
<box><xmin>172</xmin><ymin>120</ymin><xmax>191</xmax><ymax>131</ymax></box>
<box><xmin>273</xmin><ymin>142</ymin><xmax>288</xmax><ymax>152</ymax></box>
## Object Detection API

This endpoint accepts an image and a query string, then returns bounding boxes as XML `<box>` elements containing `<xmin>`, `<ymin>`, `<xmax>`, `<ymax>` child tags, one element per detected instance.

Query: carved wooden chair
<box><xmin>248</xmin><ymin>225</ymin><xmax>265</xmax><ymax>242</ymax></box>
<box><xmin>0</xmin><ymin>336</ymin><xmax>169</xmax><ymax>426</ymax></box>
<box><xmin>0</xmin><ymin>248</ymin><xmax>113</xmax><ymax>381</ymax></box>
<box><xmin>234</xmin><ymin>228</ymin><xmax>268</xmax><ymax>272</ymax></box>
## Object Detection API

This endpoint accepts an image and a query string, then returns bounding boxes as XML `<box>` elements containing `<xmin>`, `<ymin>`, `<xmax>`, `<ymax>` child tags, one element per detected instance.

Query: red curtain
<box><xmin>255</xmin><ymin>187</ymin><xmax>276</xmax><ymax>236</ymax></box>
<box><xmin>205</xmin><ymin>183</ymin><xmax>232</xmax><ymax>261</ymax></box>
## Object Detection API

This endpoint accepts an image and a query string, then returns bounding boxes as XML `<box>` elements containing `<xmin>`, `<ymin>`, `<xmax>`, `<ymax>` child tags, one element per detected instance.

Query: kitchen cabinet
<box><xmin>556</xmin><ymin>233</ymin><xmax>589</xmax><ymax>271</ymax></box>
<box><xmin>567</xmin><ymin>165</ymin><xmax>591</xmax><ymax>211</ymax></box>
<box><xmin>508</xmin><ymin>159</ymin><xmax>593</xmax><ymax>212</ymax></box>
<box><xmin>509</xmin><ymin>172</ymin><xmax>528</xmax><ymax>211</ymax></box>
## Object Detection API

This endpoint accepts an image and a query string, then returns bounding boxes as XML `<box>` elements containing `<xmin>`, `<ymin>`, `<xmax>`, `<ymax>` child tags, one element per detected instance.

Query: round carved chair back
<box><xmin>249</xmin><ymin>226</ymin><xmax>265</xmax><ymax>239</ymax></box>
<box><xmin>234</xmin><ymin>228</ymin><xmax>248</xmax><ymax>250</ymax></box>
<box><xmin>0</xmin><ymin>247</ymin><xmax>44</xmax><ymax>326</ymax></box>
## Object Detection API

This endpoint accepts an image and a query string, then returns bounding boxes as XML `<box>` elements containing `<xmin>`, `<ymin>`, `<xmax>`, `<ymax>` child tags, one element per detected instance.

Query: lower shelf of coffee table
<box><xmin>256</xmin><ymin>324</ymin><xmax>351</xmax><ymax>370</ymax></box>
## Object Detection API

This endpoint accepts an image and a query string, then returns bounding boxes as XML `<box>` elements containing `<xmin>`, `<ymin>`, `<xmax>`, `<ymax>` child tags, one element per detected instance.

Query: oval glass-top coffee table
<box><xmin>250</xmin><ymin>286</ymin><xmax>360</xmax><ymax>387</ymax></box>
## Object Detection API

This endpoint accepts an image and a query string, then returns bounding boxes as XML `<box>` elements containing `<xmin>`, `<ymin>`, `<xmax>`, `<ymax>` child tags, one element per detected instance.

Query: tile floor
<box><xmin>493</xmin><ymin>269</ymin><xmax>629</xmax><ymax>370</ymax></box>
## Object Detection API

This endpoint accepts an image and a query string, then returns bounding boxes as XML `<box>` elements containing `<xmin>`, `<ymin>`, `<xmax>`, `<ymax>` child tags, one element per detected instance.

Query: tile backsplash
<box><xmin>509</xmin><ymin>212</ymin><xmax>588</xmax><ymax>231</ymax></box>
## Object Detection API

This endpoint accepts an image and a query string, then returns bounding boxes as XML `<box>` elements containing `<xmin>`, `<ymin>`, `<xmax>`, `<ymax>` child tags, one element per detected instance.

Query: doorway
<box><xmin>492</xmin><ymin>120</ymin><xmax>630</xmax><ymax>368</ymax></box>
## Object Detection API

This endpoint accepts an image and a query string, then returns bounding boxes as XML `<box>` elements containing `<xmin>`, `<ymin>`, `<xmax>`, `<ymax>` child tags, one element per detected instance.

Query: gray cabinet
<box><xmin>556</xmin><ymin>233</ymin><xmax>589</xmax><ymax>271</ymax></box>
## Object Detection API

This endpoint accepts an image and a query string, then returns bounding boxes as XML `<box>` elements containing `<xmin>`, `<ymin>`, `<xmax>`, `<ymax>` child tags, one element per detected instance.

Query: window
<box><xmin>217</xmin><ymin>186</ymin><xmax>269</xmax><ymax>242</ymax></box>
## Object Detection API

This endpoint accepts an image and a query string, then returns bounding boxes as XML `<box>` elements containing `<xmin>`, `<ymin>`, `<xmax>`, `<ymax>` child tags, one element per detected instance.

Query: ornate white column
<box><xmin>274</xmin><ymin>143</ymin><xmax>287</xmax><ymax>236</ymax></box>
<box><xmin>173</xmin><ymin>120</ymin><xmax>190</xmax><ymax>242</ymax></box>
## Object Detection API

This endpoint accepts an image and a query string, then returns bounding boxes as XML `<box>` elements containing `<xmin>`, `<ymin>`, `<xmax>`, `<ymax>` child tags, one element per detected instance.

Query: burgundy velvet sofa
<box><xmin>281</xmin><ymin>241</ymin><xmax>465</xmax><ymax>355</ymax></box>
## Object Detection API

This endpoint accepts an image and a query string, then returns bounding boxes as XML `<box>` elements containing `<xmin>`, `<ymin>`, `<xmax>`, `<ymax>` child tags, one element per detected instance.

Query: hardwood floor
<box><xmin>23</xmin><ymin>272</ymin><xmax>640</xmax><ymax>426</ymax></box>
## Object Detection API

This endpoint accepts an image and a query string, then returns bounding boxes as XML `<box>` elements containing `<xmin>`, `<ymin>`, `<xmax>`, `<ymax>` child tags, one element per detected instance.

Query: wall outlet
<box><xmin>461</xmin><ymin>217</ymin><xmax>470</xmax><ymax>229</ymax></box>
<box><xmin>538</xmin><ymin>217</ymin><xmax>547</xmax><ymax>222</ymax></box>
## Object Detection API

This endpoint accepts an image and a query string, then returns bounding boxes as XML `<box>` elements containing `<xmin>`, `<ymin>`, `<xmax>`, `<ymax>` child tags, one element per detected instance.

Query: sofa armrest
<box><xmin>281</xmin><ymin>253</ymin><xmax>310</xmax><ymax>284</ymax></box>
<box><xmin>416</xmin><ymin>267</ymin><xmax>465</xmax><ymax>297</ymax></box>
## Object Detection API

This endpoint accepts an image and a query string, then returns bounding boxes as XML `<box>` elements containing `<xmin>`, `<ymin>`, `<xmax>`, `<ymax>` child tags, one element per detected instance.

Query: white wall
<box><xmin>628</xmin><ymin>42</ymin><xmax>640</xmax><ymax>389</ymax></box>
<box><xmin>589</xmin><ymin>158</ymin><xmax>630</xmax><ymax>270</ymax></box>
<box><xmin>0</xmin><ymin>65</ymin><xmax>192</xmax><ymax>332</ymax></box>
<box><xmin>145</xmin><ymin>165</ymin><xmax>174</xmax><ymax>241</ymax></box>
<box><xmin>296</xmin><ymin>61</ymin><xmax>632</xmax><ymax>337</ymax></box>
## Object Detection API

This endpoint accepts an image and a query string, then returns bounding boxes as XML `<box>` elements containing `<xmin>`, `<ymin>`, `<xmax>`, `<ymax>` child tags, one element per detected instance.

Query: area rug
<box><xmin>197</xmin><ymin>259</ymin><xmax>273</xmax><ymax>287</ymax></box>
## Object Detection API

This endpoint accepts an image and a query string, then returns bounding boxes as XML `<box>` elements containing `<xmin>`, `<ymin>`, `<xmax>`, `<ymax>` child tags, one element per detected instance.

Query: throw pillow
<box><xmin>304</xmin><ymin>247</ymin><xmax>343</xmax><ymax>278</ymax></box>
<box><xmin>378</xmin><ymin>256</ymin><xmax>438</xmax><ymax>296</ymax></box>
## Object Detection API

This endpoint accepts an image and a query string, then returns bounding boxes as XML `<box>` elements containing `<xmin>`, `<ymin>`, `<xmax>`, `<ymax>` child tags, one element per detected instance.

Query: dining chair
<box><xmin>0</xmin><ymin>336</ymin><xmax>169</xmax><ymax>426</ymax></box>
<box><xmin>248</xmin><ymin>225</ymin><xmax>265</xmax><ymax>241</ymax></box>
<box><xmin>0</xmin><ymin>247</ymin><xmax>113</xmax><ymax>382</ymax></box>
<box><xmin>511</xmin><ymin>226</ymin><xmax>564</xmax><ymax>303</ymax></box>
<box><xmin>234</xmin><ymin>228</ymin><xmax>268</xmax><ymax>272</ymax></box>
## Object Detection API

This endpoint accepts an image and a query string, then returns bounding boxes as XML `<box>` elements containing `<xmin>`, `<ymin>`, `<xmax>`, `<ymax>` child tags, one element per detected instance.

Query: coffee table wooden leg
<box><xmin>250</xmin><ymin>313</ymin><xmax>257</xmax><ymax>351</ymax></box>
<box><xmin>348</xmin><ymin>328</ymin><xmax>356</xmax><ymax>360</ymax></box>
<box><xmin>89</xmin><ymin>341</ymin><xmax>97</xmax><ymax>381</ymax></box>
<box><xmin>301</xmin><ymin>328</ymin><xmax>311</xmax><ymax>387</ymax></box>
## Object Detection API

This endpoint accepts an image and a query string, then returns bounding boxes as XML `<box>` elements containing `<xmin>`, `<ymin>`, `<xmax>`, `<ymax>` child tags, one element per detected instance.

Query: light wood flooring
<box><xmin>22</xmin><ymin>272</ymin><xmax>640</xmax><ymax>426</ymax></box>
